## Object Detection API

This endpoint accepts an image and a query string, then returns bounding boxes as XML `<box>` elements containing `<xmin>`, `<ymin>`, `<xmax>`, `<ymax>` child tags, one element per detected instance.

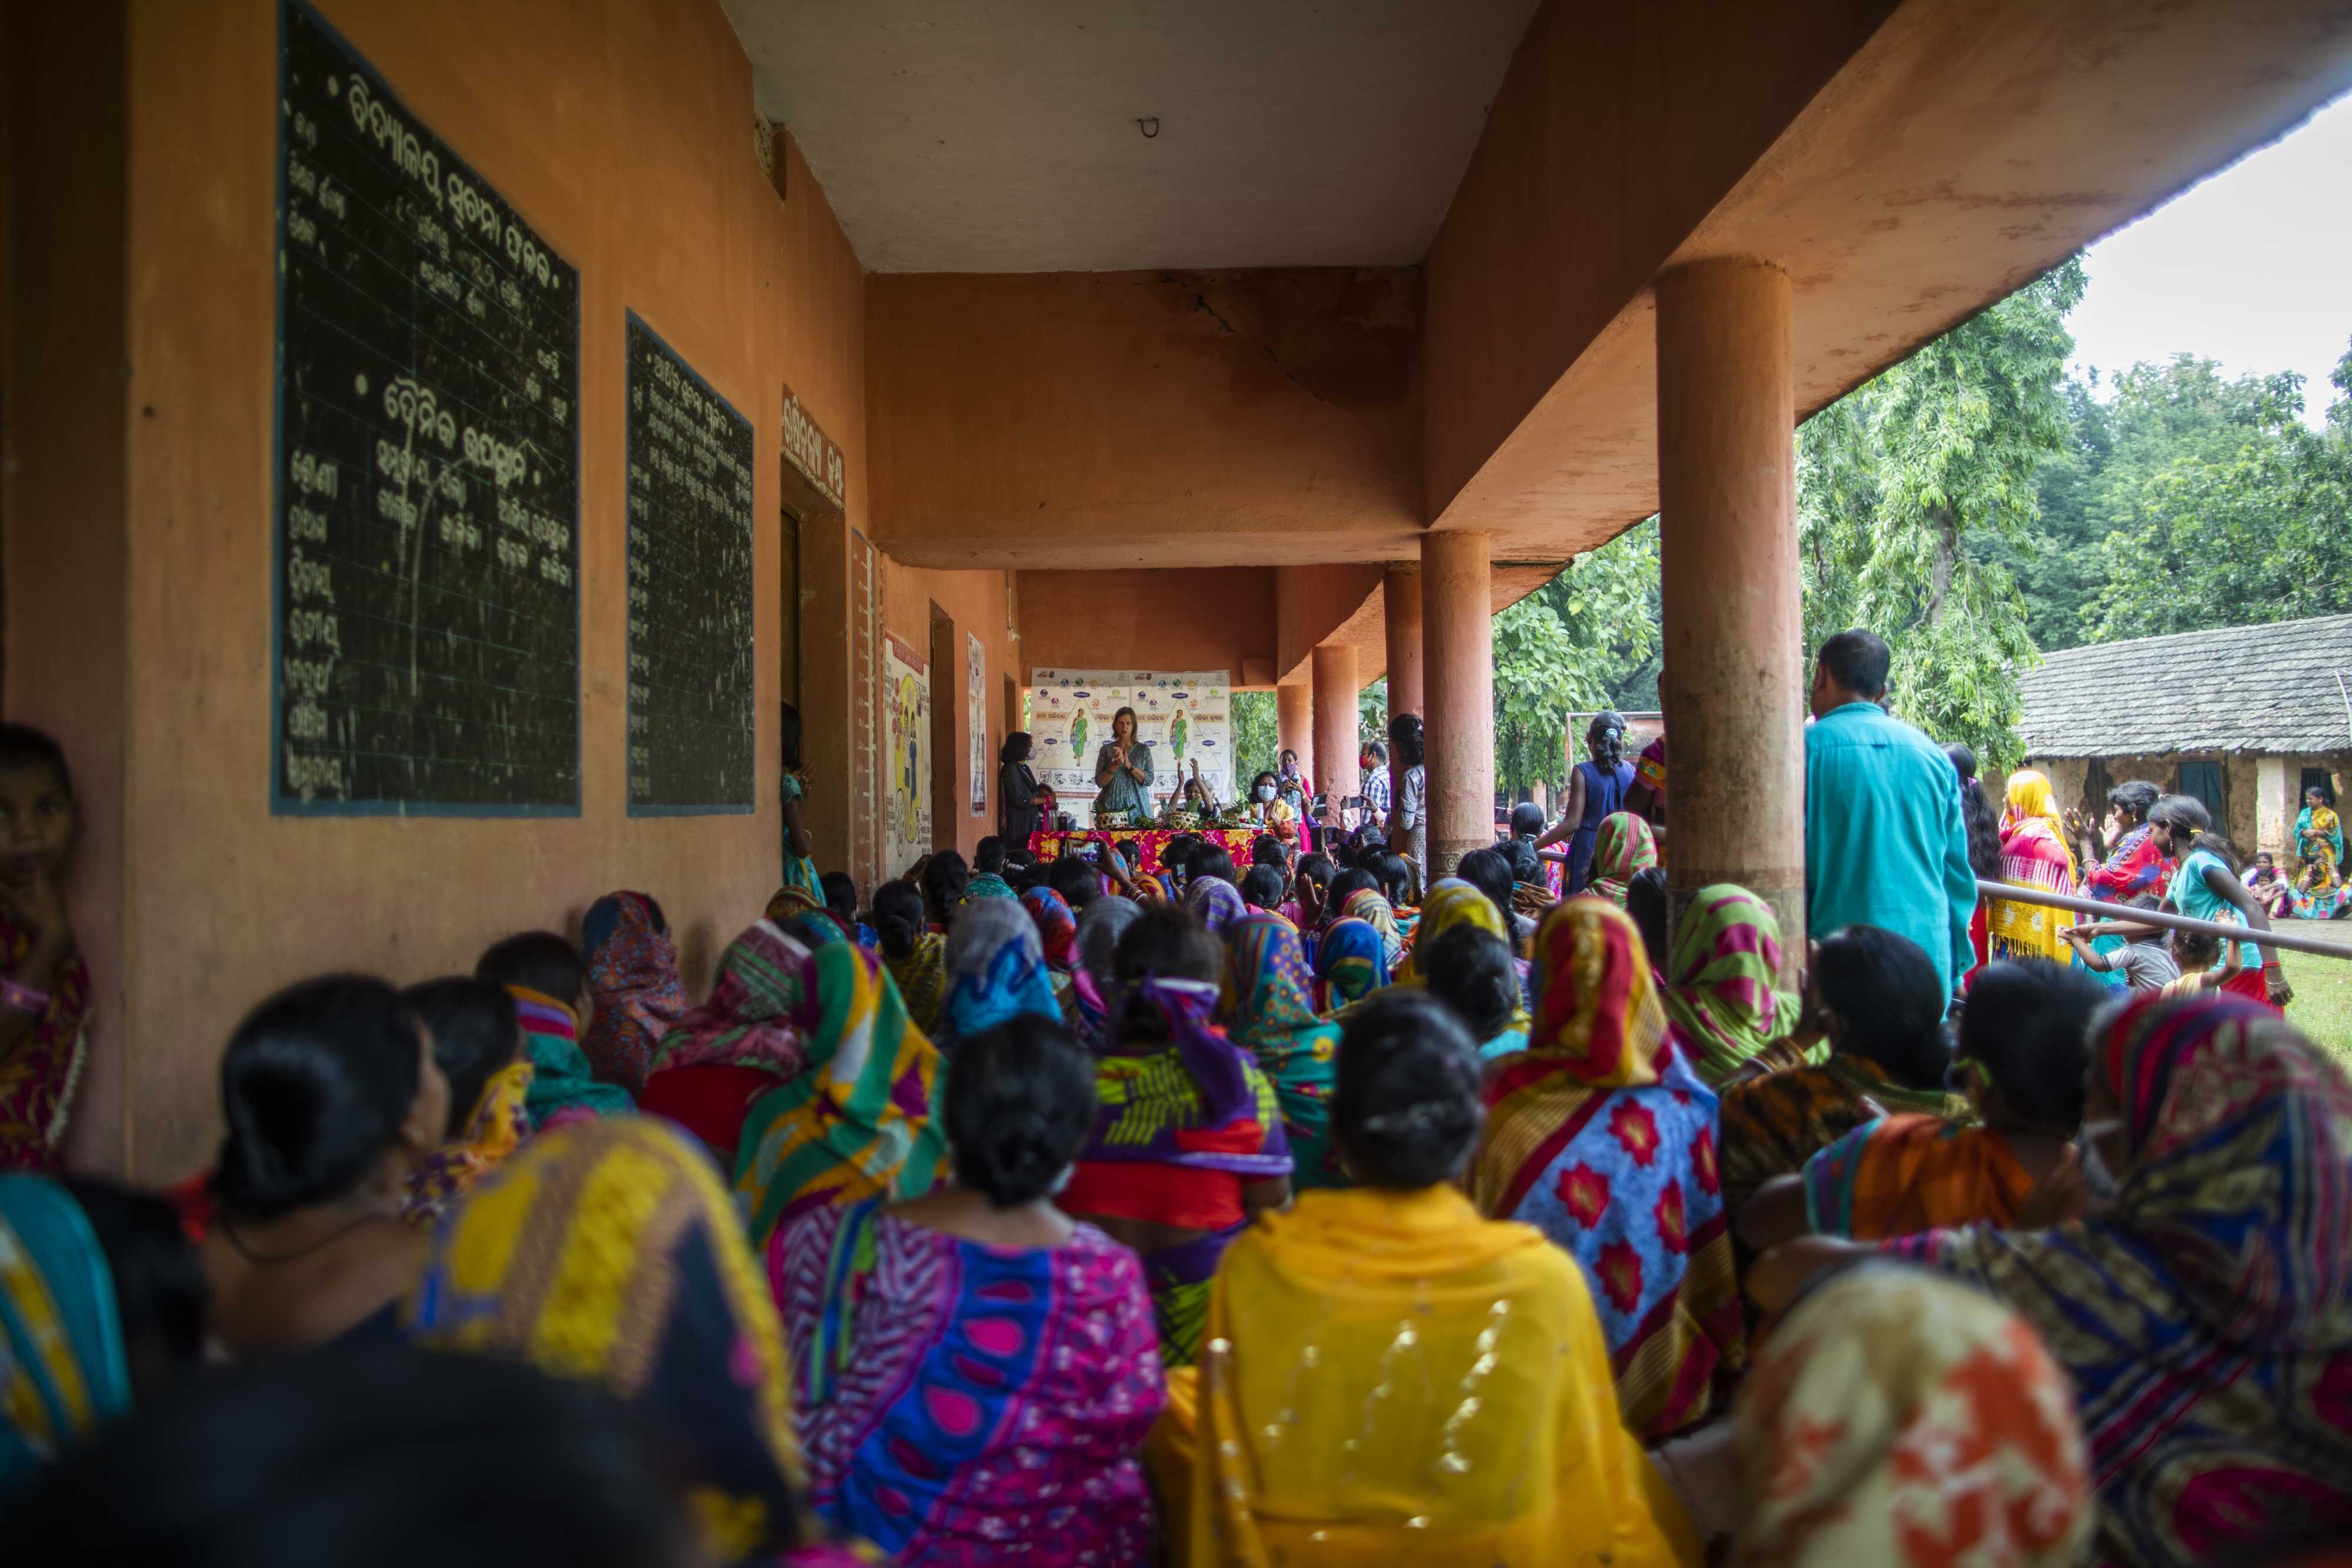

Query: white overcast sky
<box><xmin>2067</xmin><ymin>90</ymin><xmax>2352</xmax><ymax>427</ymax></box>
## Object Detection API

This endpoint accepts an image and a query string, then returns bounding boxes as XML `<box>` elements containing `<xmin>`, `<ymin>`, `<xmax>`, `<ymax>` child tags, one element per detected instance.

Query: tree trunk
<box><xmin>1926</xmin><ymin>503</ymin><xmax>1957</xmax><ymax>626</ymax></box>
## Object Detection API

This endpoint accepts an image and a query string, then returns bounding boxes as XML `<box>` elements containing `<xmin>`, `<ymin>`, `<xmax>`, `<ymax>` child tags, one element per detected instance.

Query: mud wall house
<box><xmin>2020</xmin><ymin>614</ymin><xmax>2352</xmax><ymax>861</ymax></box>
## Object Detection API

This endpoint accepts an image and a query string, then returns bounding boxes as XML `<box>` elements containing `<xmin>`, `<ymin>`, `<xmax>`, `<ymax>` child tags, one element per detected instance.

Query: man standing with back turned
<box><xmin>1804</xmin><ymin>630</ymin><xmax>1978</xmax><ymax>1005</ymax></box>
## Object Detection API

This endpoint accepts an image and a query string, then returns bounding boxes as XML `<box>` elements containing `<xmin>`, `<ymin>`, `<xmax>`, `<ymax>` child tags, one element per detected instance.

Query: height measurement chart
<box><xmin>624</xmin><ymin>315</ymin><xmax>756</xmax><ymax>814</ymax></box>
<box><xmin>272</xmin><ymin>1</ymin><xmax>582</xmax><ymax>814</ymax></box>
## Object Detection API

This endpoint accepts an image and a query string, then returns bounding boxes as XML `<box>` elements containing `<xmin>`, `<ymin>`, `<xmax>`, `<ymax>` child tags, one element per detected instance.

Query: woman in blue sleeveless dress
<box><xmin>1538</xmin><ymin>711</ymin><xmax>1635</xmax><ymax>895</ymax></box>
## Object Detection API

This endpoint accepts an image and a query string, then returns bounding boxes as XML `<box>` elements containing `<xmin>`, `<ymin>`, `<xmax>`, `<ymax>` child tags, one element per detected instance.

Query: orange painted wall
<box><xmin>1014</xmin><ymin>569</ymin><xmax>1277</xmax><ymax>685</ymax></box>
<box><xmin>865</xmin><ymin>269</ymin><xmax>1421</xmax><ymax>569</ymax></box>
<box><xmin>1422</xmin><ymin>0</ymin><xmax>1895</xmax><ymax>520</ymax></box>
<box><xmin>6</xmin><ymin>0</ymin><xmax>980</xmax><ymax>1179</ymax></box>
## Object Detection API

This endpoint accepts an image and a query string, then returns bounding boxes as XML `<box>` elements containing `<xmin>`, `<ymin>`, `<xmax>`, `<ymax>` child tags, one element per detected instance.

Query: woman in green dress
<box><xmin>777</xmin><ymin>703</ymin><xmax>821</xmax><ymax>900</ymax></box>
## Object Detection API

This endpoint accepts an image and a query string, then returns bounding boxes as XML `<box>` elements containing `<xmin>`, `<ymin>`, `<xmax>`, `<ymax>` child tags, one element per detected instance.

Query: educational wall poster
<box><xmin>881</xmin><ymin>631</ymin><xmax>930</xmax><ymax>879</ymax></box>
<box><xmin>968</xmin><ymin>632</ymin><xmax>987</xmax><ymax>817</ymax></box>
<box><xmin>1025</xmin><ymin>670</ymin><xmax>1231</xmax><ymax>811</ymax></box>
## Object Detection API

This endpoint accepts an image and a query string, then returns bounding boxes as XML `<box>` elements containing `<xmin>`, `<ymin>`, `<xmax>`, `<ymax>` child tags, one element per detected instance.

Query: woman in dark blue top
<box><xmin>1536</xmin><ymin>711</ymin><xmax>1634</xmax><ymax>895</ymax></box>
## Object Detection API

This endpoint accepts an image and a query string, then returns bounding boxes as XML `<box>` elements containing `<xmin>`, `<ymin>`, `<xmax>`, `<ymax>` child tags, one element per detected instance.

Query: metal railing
<box><xmin>1976</xmin><ymin>878</ymin><xmax>2352</xmax><ymax>962</ymax></box>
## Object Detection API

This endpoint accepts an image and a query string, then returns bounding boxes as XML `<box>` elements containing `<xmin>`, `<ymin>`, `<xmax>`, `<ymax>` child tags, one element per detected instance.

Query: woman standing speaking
<box><xmin>1093</xmin><ymin>706</ymin><xmax>1155</xmax><ymax>820</ymax></box>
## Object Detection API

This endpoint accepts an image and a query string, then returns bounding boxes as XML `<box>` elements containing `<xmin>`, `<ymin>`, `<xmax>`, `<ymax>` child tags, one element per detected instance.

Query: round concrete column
<box><xmin>1655</xmin><ymin>257</ymin><xmax>1804</xmax><ymax>984</ymax></box>
<box><xmin>1311</xmin><ymin>643</ymin><xmax>1361</xmax><ymax>813</ymax></box>
<box><xmin>1275</xmin><ymin>682</ymin><xmax>1314</xmax><ymax>785</ymax></box>
<box><xmin>1421</xmin><ymin>530</ymin><xmax>1494</xmax><ymax>876</ymax></box>
<box><xmin>1383</xmin><ymin>566</ymin><xmax>1424</xmax><ymax>720</ymax></box>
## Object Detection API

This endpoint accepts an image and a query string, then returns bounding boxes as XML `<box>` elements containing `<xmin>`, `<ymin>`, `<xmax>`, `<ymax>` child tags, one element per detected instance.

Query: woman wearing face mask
<box><xmin>1248</xmin><ymin>770</ymin><xmax>1299</xmax><ymax>850</ymax></box>
<box><xmin>1749</xmin><ymin>993</ymin><xmax>2352</xmax><ymax>1568</ymax></box>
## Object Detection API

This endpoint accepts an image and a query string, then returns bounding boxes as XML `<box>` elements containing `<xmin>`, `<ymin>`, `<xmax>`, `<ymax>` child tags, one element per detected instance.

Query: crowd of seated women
<box><xmin>3</xmin><ymin>805</ymin><xmax>2349</xmax><ymax>1568</ymax></box>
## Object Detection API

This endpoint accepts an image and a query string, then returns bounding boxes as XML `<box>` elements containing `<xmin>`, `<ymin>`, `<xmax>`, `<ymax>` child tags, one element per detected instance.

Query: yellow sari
<box><xmin>1149</xmin><ymin>1185</ymin><xmax>1693</xmax><ymax>1567</ymax></box>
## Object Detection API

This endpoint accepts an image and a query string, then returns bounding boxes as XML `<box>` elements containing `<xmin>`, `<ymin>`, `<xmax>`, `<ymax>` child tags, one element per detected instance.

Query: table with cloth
<box><xmin>1030</xmin><ymin>827</ymin><xmax>1260</xmax><ymax>876</ymax></box>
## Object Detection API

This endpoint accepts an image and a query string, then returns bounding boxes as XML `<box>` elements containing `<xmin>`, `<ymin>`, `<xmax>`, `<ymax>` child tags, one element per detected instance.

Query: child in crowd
<box><xmin>2160</xmin><ymin>925</ymin><xmax>2243</xmax><ymax>998</ymax></box>
<box><xmin>1239</xmin><ymin>863</ymin><xmax>1287</xmax><ymax>914</ymax></box>
<box><xmin>2060</xmin><ymin>902</ymin><xmax>2182</xmax><ymax>994</ymax></box>
<box><xmin>819</xmin><ymin>872</ymin><xmax>876</xmax><ymax>950</ymax></box>
<box><xmin>475</xmin><ymin>931</ymin><xmax>630</xmax><ymax>1129</ymax></box>
<box><xmin>0</xmin><ymin>723</ymin><xmax>91</xmax><ymax>1173</ymax></box>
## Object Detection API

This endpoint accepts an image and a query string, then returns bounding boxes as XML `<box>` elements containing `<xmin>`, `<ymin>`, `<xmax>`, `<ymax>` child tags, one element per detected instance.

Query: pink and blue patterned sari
<box><xmin>776</xmin><ymin>1200</ymin><xmax>1164</xmax><ymax>1566</ymax></box>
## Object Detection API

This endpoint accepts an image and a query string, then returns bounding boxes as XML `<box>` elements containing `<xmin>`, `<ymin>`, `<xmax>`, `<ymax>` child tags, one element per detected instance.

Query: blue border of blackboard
<box><xmin>268</xmin><ymin>0</ymin><xmax>584</xmax><ymax>819</ymax></box>
<box><xmin>621</xmin><ymin>307</ymin><xmax>758</xmax><ymax>818</ymax></box>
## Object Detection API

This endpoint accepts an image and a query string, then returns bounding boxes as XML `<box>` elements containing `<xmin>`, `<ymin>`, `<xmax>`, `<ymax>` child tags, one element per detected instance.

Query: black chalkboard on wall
<box><xmin>623</xmin><ymin>315</ymin><xmax>756</xmax><ymax>815</ymax></box>
<box><xmin>272</xmin><ymin>0</ymin><xmax>582</xmax><ymax>815</ymax></box>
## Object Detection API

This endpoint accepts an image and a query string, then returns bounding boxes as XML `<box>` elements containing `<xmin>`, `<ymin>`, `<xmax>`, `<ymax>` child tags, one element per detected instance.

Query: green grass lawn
<box><xmin>2280</xmin><ymin>948</ymin><xmax>2352</xmax><ymax>1068</ymax></box>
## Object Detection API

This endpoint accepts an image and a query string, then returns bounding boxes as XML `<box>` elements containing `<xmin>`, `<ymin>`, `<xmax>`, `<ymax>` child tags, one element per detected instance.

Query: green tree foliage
<box><xmin>1230</xmin><ymin>690</ymin><xmax>1276</xmax><ymax>794</ymax></box>
<box><xmin>1491</xmin><ymin>520</ymin><xmax>1661</xmax><ymax>799</ymax></box>
<box><xmin>1797</xmin><ymin>258</ymin><xmax>2087</xmax><ymax>767</ymax></box>
<box><xmin>2084</xmin><ymin>348</ymin><xmax>2352</xmax><ymax>639</ymax></box>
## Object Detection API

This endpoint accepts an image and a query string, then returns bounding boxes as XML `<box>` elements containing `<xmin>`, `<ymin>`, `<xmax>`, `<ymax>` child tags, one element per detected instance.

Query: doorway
<box><xmin>929</xmin><ymin>607</ymin><xmax>957</xmax><ymax>852</ymax></box>
<box><xmin>2177</xmin><ymin>758</ymin><xmax>2226</xmax><ymax>834</ymax></box>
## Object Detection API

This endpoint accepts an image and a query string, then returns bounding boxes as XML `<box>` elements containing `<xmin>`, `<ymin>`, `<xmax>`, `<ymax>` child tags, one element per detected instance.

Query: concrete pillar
<box><xmin>1383</xmin><ymin>566</ymin><xmax>1424</xmax><ymax>720</ymax></box>
<box><xmin>1422</xmin><ymin>530</ymin><xmax>1494</xmax><ymax>875</ymax></box>
<box><xmin>1311</xmin><ymin>644</ymin><xmax>1361</xmax><ymax>812</ymax></box>
<box><xmin>2257</xmin><ymin>755</ymin><xmax>2291</xmax><ymax>857</ymax></box>
<box><xmin>1655</xmin><ymin>257</ymin><xmax>1804</xmax><ymax>985</ymax></box>
<box><xmin>1276</xmin><ymin>682</ymin><xmax>1314</xmax><ymax>787</ymax></box>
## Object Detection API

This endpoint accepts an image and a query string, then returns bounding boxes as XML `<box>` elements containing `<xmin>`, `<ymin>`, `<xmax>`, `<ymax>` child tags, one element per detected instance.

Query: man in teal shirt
<box><xmin>1804</xmin><ymin>630</ymin><xmax>1978</xmax><ymax>1003</ymax></box>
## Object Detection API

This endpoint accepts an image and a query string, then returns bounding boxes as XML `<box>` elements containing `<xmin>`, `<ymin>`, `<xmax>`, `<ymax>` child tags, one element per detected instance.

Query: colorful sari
<box><xmin>2297</xmin><ymin>804</ymin><xmax>2344</xmax><ymax>893</ymax></box>
<box><xmin>1716</xmin><ymin>1052</ymin><xmax>1968</xmax><ymax>1220</ymax></box>
<box><xmin>963</xmin><ymin>872</ymin><xmax>1017</xmax><ymax>903</ymax></box>
<box><xmin>0</xmin><ymin>912</ymin><xmax>90</xmax><ymax>1173</ymax></box>
<box><xmin>1337</xmin><ymin>888</ymin><xmax>1403</xmax><ymax>970</ymax></box>
<box><xmin>399</xmin><ymin>1058</ymin><xmax>534</xmax><ymax>1226</ymax></box>
<box><xmin>1151</xmin><ymin>1185</ymin><xmax>1685</xmax><ymax>1568</ymax></box>
<box><xmin>734</xmin><ymin>943</ymin><xmax>946</xmax><ymax>1249</ymax></box>
<box><xmin>0</xmin><ymin>1175</ymin><xmax>130</xmax><ymax>1485</ymax></box>
<box><xmin>407</xmin><ymin>1118</ymin><xmax>813</xmax><ymax>1564</ymax></box>
<box><xmin>1021</xmin><ymin>887</ymin><xmax>1080</xmax><ymax>971</ymax></box>
<box><xmin>1585</xmin><ymin>813</ymin><xmax>1658</xmax><ymax>908</ymax></box>
<box><xmin>777</xmin><ymin>1201</ymin><xmax>1164</xmax><ymax>1564</ymax></box>
<box><xmin>1392</xmin><ymin>881</ymin><xmax>1505</xmax><ymax>987</ymax></box>
<box><xmin>644</xmin><ymin>923</ymin><xmax>815</xmax><ymax>1172</ymax></box>
<box><xmin>1073</xmin><ymin>978</ymin><xmax>1289</xmax><ymax>1366</ymax></box>
<box><xmin>510</xmin><ymin>986</ymin><xmax>634</xmax><ymax>1128</ymax></box>
<box><xmin>1311</xmin><ymin>917</ymin><xmax>1388</xmax><ymax>1012</ymax></box>
<box><xmin>1890</xmin><ymin>994</ymin><xmax>2352</xmax><ymax>1567</ymax></box>
<box><xmin>1800</xmin><ymin>1115</ymin><xmax>2033</xmax><ymax>1238</ymax></box>
<box><xmin>1187</xmin><ymin>877</ymin><xmax>1247</xmax><ymax>936</ymax></box>
<box><xmin>1471</xmin><ymin>899</ymin><xmax>1744</xmax><ymax>1439</ymax></box>
<box><xmin>653</xmin><ymin>923</ymin><xmax>811</xmax><ymax>1078</ymax></box>
<box><xmin>937</xmin><ymin>898</ymin><xmax>1064</xmax><ymax>1049</ymax></box>
<box><xmin>1658</xmin><ymin>885</ymin><xmax>1799</xmax><ymax>1085</ymax></box>
<box><xmin>1733</xmin><ymin>1263</ymin><xmax>2090</xmax><ymax>1568</ymax></box>
<box><xmin>580</xmin><ymin>891</ymin><xmax>690</xmax><ymax>1097</ymax></box>
<box><xmin>1222</xmin><ymin>915</ymin><xmax>1344</xmax><ymax>1192</ymax></box>
<box><xmin>1989</xmin><ymin>770</ymin><xmax>2077</xmax><ymax>962</ymax></box>
<box><xmin>884</xmin><ymin>932</ymin><xmax>948</xmax><ymax>1035</ymax></box>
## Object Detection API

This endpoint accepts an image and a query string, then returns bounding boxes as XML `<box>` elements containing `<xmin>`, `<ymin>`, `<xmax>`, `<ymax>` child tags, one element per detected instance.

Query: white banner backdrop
<box><xmin>1026</xmin><ymin>669</ymin><xmax>1231</xmax><ymax>810</ymax></box>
